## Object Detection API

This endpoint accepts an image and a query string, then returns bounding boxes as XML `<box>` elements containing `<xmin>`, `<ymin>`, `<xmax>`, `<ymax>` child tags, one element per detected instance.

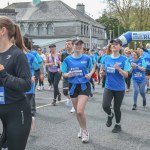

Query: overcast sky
<box><xmin>0</xmin><ymin>0</ymin><xmax>106</xmax><ymax>19</ymax></box>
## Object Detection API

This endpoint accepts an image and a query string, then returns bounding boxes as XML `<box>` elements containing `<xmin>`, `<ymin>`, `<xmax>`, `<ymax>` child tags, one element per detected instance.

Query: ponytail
<box><xmin>14</xmin><ymin>24</ymin><xmax>26</xmax><ymax>51</ymax></box>
<box><xmin>0</xmin><ymin>16</ymin><xmax>26</xmax><ymax>52</ymax></box>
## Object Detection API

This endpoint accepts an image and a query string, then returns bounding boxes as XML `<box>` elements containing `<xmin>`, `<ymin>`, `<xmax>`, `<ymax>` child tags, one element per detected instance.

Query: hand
<box><xmin>66</xmin><ymin>71</ymin><xmax>73</xmax><ymax>78</ymax></box>
<box><xmin>114</xmin><ymin>63</ymin><xmax>120</xmax><ymax>70</ymax></box>
<box><xmin>100</xmin><ymin>70</ymin><xmax>105</xmax><ymax>76</ymax></box>
<box><xmin>56</xmin><ymin>61</ymin><xmax>60</xmax><ymax>65</ymax></box>
<box><xmin>139</xmin><ymin>41</ymin><xmax>143</xmax><ymax>48</ymax></box>
<box><xmin>85</xmin><ymin>73</ymin><xmax>92</xmax><ymax>79</ymax></box>
<box><xmin>0</xmin><ymin>64</ymin><xmax>4</xmax><ymax>71</ymax></box>
<box><xmin>31</xmin><ymin>76</ymin><xmax>35</xmax><ymax>83</ymax></box>
<box><xmin>131</xmin><ymin>63</ymin><xmax>137</xmax><ymax>67</ymax></box>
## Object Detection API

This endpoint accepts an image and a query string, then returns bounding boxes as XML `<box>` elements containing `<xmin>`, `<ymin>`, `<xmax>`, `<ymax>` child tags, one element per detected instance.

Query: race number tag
<box><xmin>134</xmin><ymin>72</ymin><xmax>142</xmax><ymax>78</ymax></box>
<box><xmin>0</xmin><ymin>87</ymin><xmax>5</xmax><ymax>104</ymax></box>
<box><xmin>107</xmin><ymin>67</ymin><xmax>115</xmax><ymax>74</ymax></box>
<box><xmin>71</xmin><ymin>68</ymin><xmax>83</xmax><ymax>76</ymax></box>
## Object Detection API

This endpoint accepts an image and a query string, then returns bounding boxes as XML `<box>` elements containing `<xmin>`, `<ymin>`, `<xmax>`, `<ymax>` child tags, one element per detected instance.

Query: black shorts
<box><xmin>146</xmin><ymin>69</ymin><xmax>150</xmax><ymax>76</ymax></box>
<box><xmin>69</xmin><ymin>82</ymin><xmax>91</xmax><ymax>98</ymax></box>
<box><xmin>63</xmin><ymin>77</ymin><xmax>69</xmax><ymax>88</ymax></box>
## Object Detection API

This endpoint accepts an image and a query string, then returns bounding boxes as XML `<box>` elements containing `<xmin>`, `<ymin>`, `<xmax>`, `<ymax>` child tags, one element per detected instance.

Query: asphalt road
<box><xmin>25</xmin><ymin>81</ymin><xmax>150</xmax><ymax>150</ymax></box>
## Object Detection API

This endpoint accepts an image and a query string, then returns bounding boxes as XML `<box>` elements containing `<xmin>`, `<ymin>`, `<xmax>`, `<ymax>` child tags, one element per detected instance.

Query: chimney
<box><xmin>8</xmin><ymin>2</ymin><xmax>9</xmax><ymax>6</ymax></box>
<box><xmin>76</xmin><ymin>3</ymin><xmax>85</xmax><ymax>14</ymax></box>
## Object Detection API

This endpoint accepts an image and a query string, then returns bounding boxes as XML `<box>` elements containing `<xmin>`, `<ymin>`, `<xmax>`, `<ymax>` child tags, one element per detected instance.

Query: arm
<box><xmin>0</xmin><ymin>53</ymin><xmax>31</xmax><ymax>92</ymax></box>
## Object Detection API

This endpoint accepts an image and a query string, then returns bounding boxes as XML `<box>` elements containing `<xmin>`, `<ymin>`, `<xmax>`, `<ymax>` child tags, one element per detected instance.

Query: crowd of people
<box><xmin>0</xmin><ymin>16</ymin><xmax>150</xmax><ymax>149</ymax></box>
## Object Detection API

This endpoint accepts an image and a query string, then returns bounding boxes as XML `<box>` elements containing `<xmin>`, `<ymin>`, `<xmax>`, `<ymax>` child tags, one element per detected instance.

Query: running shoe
<box><xmin>78</xmin><ymin>129</ymin><xmax>82</xmax><ymax>138</ymax></box>
<box><xmin>58</xmin><ymin>93</ymin><xmax>61</xmax><ymax>101</ymax></box>
<box><xmin>51</xmin><ymin>99</ymin><xmax>56</xmax><ymax>106</ymax></box>
<box><xmin>106</xmin><ymin>113</ymin><xmax>114</xmax><ymax>127</ymax></box>
<box><xmin>37</xmin><ymin>86</ymin><xmax>41</xmax><ymax>91</ymax></box>
<box><xmin>132</xmin><ymin>104</ymin><xmax>137</xmax><ymax>110</ymax></box>
<box><xmin>70</xmin><ymin>107</ymin><xmax>75</xmax><ymax>113</ymax></box>
<box><xmin>112</xmin><ymin>124</ymin><xmax>122</xmax><ymax>133</ymax></box>
<box><xmin>82</xmin><ymin>130</ymin><xmax>89</xmax><ymax>143</ymax></box>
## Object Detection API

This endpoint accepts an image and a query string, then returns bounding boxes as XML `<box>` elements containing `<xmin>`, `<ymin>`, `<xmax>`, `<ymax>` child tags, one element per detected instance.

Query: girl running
<box><xmin>61</xmin><ymin>39</ymin><xmax>95</xmax><ymax>143</ymax></box>
<box><xmin>46</xmin><ymin>44</ymin><xmax>61</xmax><ymax>106</ymax></box>
<box><xmin>101</xmin><ymin>39</ymin><xmax>130</xmax><ymax>133</ymax></box>
<box><xmin>130</xmin><ymin>51</ymin><xmax>147</xmax><ymax>110</ymax></box>
<box><xmin>0</xmin><ymin>16</ymin><xmax>31</xmax><ymax>150</ymax></box>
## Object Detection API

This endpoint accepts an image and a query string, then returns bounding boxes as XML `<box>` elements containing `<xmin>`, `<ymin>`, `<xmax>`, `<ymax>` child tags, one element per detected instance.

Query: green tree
<box><xmin>96</xmin><ymin>13</ymin><xmax>125</xmax><ymax>39</ymax></box>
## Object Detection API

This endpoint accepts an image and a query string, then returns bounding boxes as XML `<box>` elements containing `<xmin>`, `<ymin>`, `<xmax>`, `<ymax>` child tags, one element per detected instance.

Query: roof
<box><xmin>5</xmin><ymin>0</ymin><xmax>104</xmax><ymax>28</ymax></box>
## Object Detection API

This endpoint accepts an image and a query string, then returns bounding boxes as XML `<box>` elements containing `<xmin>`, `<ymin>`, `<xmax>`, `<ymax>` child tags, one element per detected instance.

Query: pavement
<box><xmin>25</xmin><ymin>81</ymin><xmax>150</xmax><ymax>150</ymax></box>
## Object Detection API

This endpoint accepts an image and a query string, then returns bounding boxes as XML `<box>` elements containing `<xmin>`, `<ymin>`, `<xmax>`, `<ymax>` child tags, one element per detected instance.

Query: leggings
<box><xmin>125</xmin><ymin>74</ymin><xmax>132</xmax><ymax>89</ymax></box>
<box><xmin>0</xmin><ymin>100</ymin><xmax>31</xmax><ymax>150</ymax></box>
<box><xmin>103</xmin><ymin>88</ymin><xmax>125</xmax><ymax>124</ymax></box>
<box><xmin>133</xmin><ymin>80</ymin><xmax>146</xmax><ymax>105</ymax></box>
<box><xmin>26</xmin><ymin>94</ymin><xmax>36</xmax><ymax>117</ymax></box>
<box><xmin>48</xmin><ymin>71</ymin><xmax>52</xmax><ymax>86</ymax></box>
<box><xmin>49</xmin><ymin>71</ymin><xmax>61</xmax><ymax>99</ymax></box>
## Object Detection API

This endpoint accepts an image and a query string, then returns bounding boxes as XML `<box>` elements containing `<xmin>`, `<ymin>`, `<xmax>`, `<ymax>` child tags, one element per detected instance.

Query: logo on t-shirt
<box><xmin>81</xmin><ymin>61</ymin><xmax>87</xmax><ymax>64</ymax></box>
<box><xmin>6</xmin><ymin>55</ymin><xmax>11</xmax><ymax>59</ymax></box>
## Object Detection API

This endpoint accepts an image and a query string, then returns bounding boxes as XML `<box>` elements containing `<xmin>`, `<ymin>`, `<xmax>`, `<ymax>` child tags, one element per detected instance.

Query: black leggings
<box><xmin>0</xmin><ymin>100</ymin><xmax>31</xmax><ymax>150</ymax></box>
<box><xmin>48</xmin><ymin>71</ymin><xmax>52</xmax><ymax>86</ymax></box>
<box><xmin>26</xmin><ymin>94</ymin><xmax>36</xmax><ymax>117</ymax></box>
<box><xmin>125</xmin><ymin>74</ymin><xmax>132</xmax><ymax>89</ymax></box>
<box><xmin>49</xmin><ymin>72</ymin><xmax>61</xmax><ymax>99</ymax></box>
<box><xmin>103</xmin><ymin>88</ymin><xmax>125</xmax><ymax>124</ymax></box>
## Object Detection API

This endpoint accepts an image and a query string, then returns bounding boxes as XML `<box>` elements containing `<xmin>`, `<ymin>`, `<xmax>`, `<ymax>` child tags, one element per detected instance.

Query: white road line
<box><xmin>36</xmin><ymin>99</ymin><xmax>68</xmax><ymax>109</ymax></box>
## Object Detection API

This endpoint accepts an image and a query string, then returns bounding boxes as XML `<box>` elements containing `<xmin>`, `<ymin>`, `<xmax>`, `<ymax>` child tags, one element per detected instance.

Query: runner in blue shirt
<box><xmin>100</xmin><ymin>39</ymin><xmax>130</xmax><ymax>133</ymax></box>
<box><xmin>130</xmin><ymin>50</ymin><xmax>147</xmax><ymax>110</ymax></box>
<box><xmin>61</xmin><ymin>39</ymin><xmax>95</xmax><ymax>143</ymax></box>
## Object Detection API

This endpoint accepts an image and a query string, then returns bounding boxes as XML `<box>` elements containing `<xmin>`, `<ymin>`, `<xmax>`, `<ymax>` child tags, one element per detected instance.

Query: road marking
<box><xmin>36</xmin><ymin>99</ymin><xmax>68</xmax><ymax>109</ymax></box>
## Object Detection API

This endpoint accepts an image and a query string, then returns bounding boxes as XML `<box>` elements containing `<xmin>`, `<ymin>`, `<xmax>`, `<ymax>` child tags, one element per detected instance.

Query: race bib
<box><xmin>107</xmin><ymin>67</ymin><xmax>115</xmax><ymax>74</ymax></box>
<box><xmin>0</xmin><ymin>87</ymin><xmax>5</xmax><ymax>104</ymax></box>
<box><xmin>71</xmin><ymin>68</ymin><xmax>83</xmax><ymax>76</ymax></box>
<box><xmin>134</xmin><ymin>72</ymin><xmax>142</xmax><ymax>78</ymax></box>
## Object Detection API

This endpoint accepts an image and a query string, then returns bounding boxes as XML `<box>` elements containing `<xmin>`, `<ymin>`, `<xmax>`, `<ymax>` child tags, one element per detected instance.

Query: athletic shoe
<box><xmin>106</xmin><ymin>113</ymin><xmax>114</xmax><ymax>127</ymax></box>
<box><xmin>143</xmin><ymin>100</ymin><xmax>146</xmax><ymax>107</ymax></box>
<box><xmin>66</xmin><ymin>99</ymin><xmax>72</xmax><ymax>107</ymax></box>
<box><xmin>47</xmin><ymin>86</ymin><xmax>51</xmax><ymax>90</ymax></box>
<box><xmin>82</xmin><ymin>130</ymin><xmax>89</xmax><ymax>143</ymax></box>
<box><xmin>37</xmin><ymin>86</ymin><xmax>41</xmax><ymax>91</ymax></box>
<box><xmin>51</xmin><ymin>99</ymin><xmax>56</xmax><ymax>106</ymax></box>
<box><xmin>58</xmin><ymin>93</ymin><xmax>61</xmax><ymax>101</ymax></box>
<box><xmin>132</xmin><ymin>104</ymin><xmax>137</xmax><ymax>110</ymax></box>
<box><xmin>78</xmin><ymin>129</ymin><xmax>82</xmax><ymax>138</ymax></box>
<box><xmin>70</xmin><ymin>107</ymin><xmax>75</xmax><ymax>113</ymax></box>
<box><xmin>112</xmin><ymin>124</ymin><xmax>122</xmax><ymax>133</ymax></box>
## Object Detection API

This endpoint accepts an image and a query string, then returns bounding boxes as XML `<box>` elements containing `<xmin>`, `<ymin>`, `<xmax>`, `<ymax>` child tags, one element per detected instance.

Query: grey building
<box><xmin>5</xmin><ymin>0</ymin><xmax>107</xmax><ymax>50</ymax></box>
<box><xmin>0</xmin><ymin>8</ymin><xmax>17</xmax><ymax>21</ymax></box>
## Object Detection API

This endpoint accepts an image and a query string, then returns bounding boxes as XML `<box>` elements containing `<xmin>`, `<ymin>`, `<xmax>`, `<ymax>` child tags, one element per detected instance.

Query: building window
<box><xmin>84</xmin><ymin>25</ymin><xmax>86</xmax><ymax>35</ymax></box>
<box><xmin>38</xmin><ymin>24</ymin><xmax>44</xmax><ymax>36</ymax></box>
<box><xmin>20</xmin><ymin>24</ymin><xmax>25</xmax><ymax>35</ymax></box>
<box><xmin>29</xmin><ymin>24</ymin><xmax>34</xmax><ymax>35</ymax></box>
<box><xmin>87</xmin><ymin>26</ymin><xmax>88</xmax><ymax>36</ymax></box>
<box><xmin>81</xmin><ymin>25</ymin><xmax>83</xmax><ymax>35</ymax></box>
<box><xmin>47</xmin><ymin>24</ymin><xmax>53</xmax><ymax>35</ymax></box>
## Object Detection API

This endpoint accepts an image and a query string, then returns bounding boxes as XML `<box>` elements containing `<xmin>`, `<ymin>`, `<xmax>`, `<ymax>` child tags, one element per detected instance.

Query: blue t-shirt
<box><xmin>143</xmin><ymin>52</ymin><xmax>150</xmax><ymax>70</ymax></box>
<box><xmin>130</xmin><ymin>58</ymin><xmax>146</xmax><ymax>82</ymax></box>
<box><xmin>90</xmin><ymin>55</ymin><xmax>97</xmax><ymax>65</ymax></box>
<box><xmin>26</xmin><ymin>53</ymin><xmax>39</xmax><ymax>94</ymax></box>
<box><xmin>61</xmin><ymin>54</ymin><xmax>93</xmax><ymax>84</ymax></box>
<box><xmin>104</xmin><ymin>55</ymin><xmax>130</xmax><ymax>91</ymax></box>
<box><xmin>30</xmin><ymin>50</ymin><xmax>42</xmax><ymax>70</ymax></box>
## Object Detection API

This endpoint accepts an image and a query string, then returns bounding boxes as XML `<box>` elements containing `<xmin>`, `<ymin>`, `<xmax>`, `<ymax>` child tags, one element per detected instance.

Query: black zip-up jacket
<box><xmin>0</xmin><ymin>45</ymin><xmax>31</xmax><ymax>104</ymax></box>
